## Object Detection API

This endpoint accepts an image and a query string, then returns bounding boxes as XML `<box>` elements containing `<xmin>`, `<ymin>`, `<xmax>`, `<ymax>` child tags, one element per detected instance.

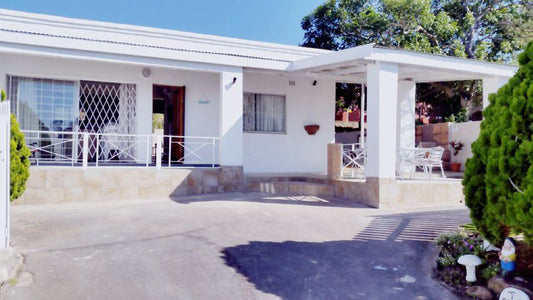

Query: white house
<box><xmin>0</xmin><ymin>9</ymin><xmax>517</xmax><ymax>207</ymax></box>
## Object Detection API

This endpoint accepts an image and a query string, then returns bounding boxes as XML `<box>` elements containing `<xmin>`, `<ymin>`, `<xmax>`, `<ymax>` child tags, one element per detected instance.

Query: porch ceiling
<box><xmin>288</xmin><ymin>44</ymin><xmax>517</xmax><ymax>84</ymax></box>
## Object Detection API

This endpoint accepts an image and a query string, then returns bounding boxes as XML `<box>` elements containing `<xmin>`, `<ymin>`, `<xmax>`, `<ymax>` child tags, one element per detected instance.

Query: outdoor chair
<box><xmin>397</xmin><ymin>148</ymin><xmax>416</xmax><ymax>179</ymax></box>
<box><xmin>415</xmin><ymin>147</ymin><xmax>446</xmax><ymax>179</ymax></box>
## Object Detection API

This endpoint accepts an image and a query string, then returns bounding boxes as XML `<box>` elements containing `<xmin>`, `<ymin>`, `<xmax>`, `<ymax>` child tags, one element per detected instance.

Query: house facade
<box><xmin>0</xmin><ymin>9</ymin><xmax>518</xmax><ymax>207</ymax></box>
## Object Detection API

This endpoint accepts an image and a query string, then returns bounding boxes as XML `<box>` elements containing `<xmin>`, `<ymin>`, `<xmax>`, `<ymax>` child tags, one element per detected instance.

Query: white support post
<box><xmin>482</xmin><ymin>76</ymin><xmax>509</xmax><ymax>109</ymax></box>
<box><xmin>396</xmin><ymin>80</ymin><xmax>416</xmax><ymax>150</ymax></box>
<box><xmin>146</xmin><ymin>136</ymin><xmax>150</xmax><ymax>167</ymax></box>
<box><xmin>211</xmin><ymin>138</ymin><xmax>216</xmax><ymax>168</ymax></box>
<box><xmin>366</xmin><ymin>62</ymin><xmax>399</xmax><ymax>179</ymax></box>
<box><xmin>219</xmin><ymin>68</ymin><xmax>243</xmax><ymax>166</ymax></box>
<box><xmin>82</xmin><ymin>133</ymin><xmax>89</xmax><ymax>169</ymax></box>
<box><xmin>156</xmin><ymin>135</ymin><xmax>162</xmax><ymax>170</ymax></box>
<box><xmin>360</xmin><ymin>83</ymin><xmax>366</xmax><ymax>148</ymax></box>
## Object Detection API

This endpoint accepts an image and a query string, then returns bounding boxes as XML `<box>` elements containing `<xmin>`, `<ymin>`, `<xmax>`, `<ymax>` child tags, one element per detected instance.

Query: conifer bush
<box><xmin>463</xmin><ymin>41</ymin><xmax>533</xmax><ymax>245</ymax></box>
<box><xmin>1</xmin><ymin>90</ymin><xmax>30</xmax><ymax>201</ymax></box>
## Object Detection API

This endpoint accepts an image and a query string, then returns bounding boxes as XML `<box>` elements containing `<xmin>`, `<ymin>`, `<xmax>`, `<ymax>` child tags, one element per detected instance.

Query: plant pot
<box><xmin>342</xmin><ymin>112</ymin><xmax>349</xmax><ymax>122</ymax></box>
<box><xmin>304</xmin><ymin>125</ymin><xmax>320</xmax><ymax>135</ymax></box>
<box><xmin>450</xmin><ymin>162</ymin><xmax>461</xmax><ymax>172</ymax></box>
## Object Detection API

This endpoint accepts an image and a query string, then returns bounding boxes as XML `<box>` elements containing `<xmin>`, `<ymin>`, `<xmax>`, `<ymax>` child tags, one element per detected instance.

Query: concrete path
<box><xmin>3</xmin><ymin>193</ymin><xmax>469</xmax><ymax>299</ymax></box>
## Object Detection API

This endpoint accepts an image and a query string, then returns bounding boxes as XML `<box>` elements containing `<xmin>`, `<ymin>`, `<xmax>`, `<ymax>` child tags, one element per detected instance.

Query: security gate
<box><xmin>0</xmin><ymin>100</ymin><xmax>10</xmax><ymax>248</ymax></box>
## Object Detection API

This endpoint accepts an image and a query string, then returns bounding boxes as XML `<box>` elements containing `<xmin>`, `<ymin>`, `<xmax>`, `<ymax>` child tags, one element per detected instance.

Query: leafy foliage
<box><xmin>463</xmin><ymin>41</ymin><xmax>533</xmax><ymax>245</ymax></box>
<box><xmin>1</xmin><ymin>90</ymin><xmax>30</xmax><ymax>201</ymax></box>
<box><xmin>301</xmin><ymin>0</ymin><xmax>532</xmax><ymax>120</ymax></box>
<box><xmin>302</xmin><ymin>0</ymin><xmax>532</xmax><ymax>61</ymax></box>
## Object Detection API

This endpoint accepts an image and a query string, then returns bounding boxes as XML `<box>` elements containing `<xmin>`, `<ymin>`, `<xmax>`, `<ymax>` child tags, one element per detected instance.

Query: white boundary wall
<box><xmin>448</xmin><ymin>121</ymin><xmax>481</xmax><ymax>171</ymax></box>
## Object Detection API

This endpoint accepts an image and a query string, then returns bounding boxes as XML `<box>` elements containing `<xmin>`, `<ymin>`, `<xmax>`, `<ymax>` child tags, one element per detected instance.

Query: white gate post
<box><xmin>0</xmin><ymin>101</ymin><xmax>11</xmax><ymax>248</ymax></box>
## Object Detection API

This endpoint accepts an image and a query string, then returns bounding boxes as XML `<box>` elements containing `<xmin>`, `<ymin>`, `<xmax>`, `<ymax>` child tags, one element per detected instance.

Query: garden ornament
<box><xmin>458</xmin><ymin>254</ymin><xmax>482</xmax><ymax>282</ymax></box>
<box><xmin>499</xmin><ymin>287</ymin><xmax>530</xmax><ymax>300</ymax></box>
<box><xmin>499</xmin><ymin>237</ymin><xmax>517</xmax><ymax>278</ymax></box>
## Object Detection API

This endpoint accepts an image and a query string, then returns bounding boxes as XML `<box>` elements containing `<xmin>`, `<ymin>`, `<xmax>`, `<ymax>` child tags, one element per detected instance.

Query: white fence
<box><xmin>0</xmin><ymin>101</ymin><xmax>10</xmax><ymax>248</ymax></box>
<box><xmin>22</xmin><ymin>130</ymin><xmax>219</xmax><ymax>168</ymax></box>
<box><xmin>341</xmin><ymin>143</ymin><xmax>366</xmax><ymax>179</ymax></box>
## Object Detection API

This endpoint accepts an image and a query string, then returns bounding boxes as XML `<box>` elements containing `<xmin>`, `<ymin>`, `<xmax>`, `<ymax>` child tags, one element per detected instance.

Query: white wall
<box><xmin>0</xmin><ymin>53</ymin><xmax>221</xmax><ymax>164</ymax></box>
<box><xmin>243</xmin><ymin>73</ymin><xmax>335</xmax><ymax>174</ymax></box>
<box><xmin>448</xmin><ymin>121</ymin><xmax>481</xmax><ymax>171</ymax></box>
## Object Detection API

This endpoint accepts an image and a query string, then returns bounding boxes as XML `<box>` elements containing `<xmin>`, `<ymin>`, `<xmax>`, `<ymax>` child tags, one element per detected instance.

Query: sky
<box><xmin>1</xmin><ymin>0</ymin><xmax>325</xmax><ymax>46</ymax></box>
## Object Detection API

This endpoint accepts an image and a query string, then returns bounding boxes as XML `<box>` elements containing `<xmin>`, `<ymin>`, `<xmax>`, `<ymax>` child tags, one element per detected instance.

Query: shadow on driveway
<box><xmin>221</xmin><ymin>209</ymin><xmax>468</xmax><ymax>300</ymax></box>
<box><xmin>173</xmin><ymin>193</ymin><xmax>370</xmax><ymax>209</ymax></box>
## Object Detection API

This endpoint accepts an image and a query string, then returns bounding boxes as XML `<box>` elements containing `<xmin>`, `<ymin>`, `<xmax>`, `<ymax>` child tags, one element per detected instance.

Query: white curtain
<box><xmin>254</xmin><ymin>94</ymin><xmax>285</xmax><ymax>132</ymax></box>
<box><xmin>243</xmin><ymin>93</ymin><xmax>255</xmax><ymax>131</ymax></box>
<box><xmin>16</xmin><ymin>78</ymin><xmax>39</xmax><ymax>132</ymax></box>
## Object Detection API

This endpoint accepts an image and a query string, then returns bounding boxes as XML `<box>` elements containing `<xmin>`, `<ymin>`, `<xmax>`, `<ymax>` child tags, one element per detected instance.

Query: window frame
<box><xmin>243</xmin><ymin>92</ymin><xmax>287</xmax><ymax>134</ymax></box>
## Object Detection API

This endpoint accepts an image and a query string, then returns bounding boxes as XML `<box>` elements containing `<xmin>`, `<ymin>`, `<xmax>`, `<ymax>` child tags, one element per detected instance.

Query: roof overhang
<box><xmin>288</xmin><ymin>44</ymin><xmax>518</xmax><ymax>83</ymax></box>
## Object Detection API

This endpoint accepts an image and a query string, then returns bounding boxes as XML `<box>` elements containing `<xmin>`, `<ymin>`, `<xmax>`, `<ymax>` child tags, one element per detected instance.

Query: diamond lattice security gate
<box><xmin>79</xmin><ymin>81</ymin><xmax>137</xmax><ymax>161</ymax></box>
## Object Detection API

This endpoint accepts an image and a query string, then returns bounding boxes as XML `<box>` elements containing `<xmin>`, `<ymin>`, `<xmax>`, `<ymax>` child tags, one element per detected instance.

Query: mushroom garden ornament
<box><xmin>458</xmin><ymin>254</ymin><xmax>482</xmax><ymax>282</ymax></box>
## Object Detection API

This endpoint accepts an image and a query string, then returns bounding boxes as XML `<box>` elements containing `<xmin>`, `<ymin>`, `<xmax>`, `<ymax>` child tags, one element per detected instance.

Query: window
<box><xmin>8</xmin><ymin>76</ymin><xmax>77</xmax><ymax>132</ymax></box>
<box><xmin>243</xmin><ymin>93</ymin><xmax>286</xmax><ymax>133</ymax></box>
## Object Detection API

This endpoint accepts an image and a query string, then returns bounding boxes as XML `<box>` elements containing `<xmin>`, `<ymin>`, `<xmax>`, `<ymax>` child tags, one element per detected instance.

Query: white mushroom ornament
<box><xmin>458</xmin><ymin>254</ymin><xmax>482</xmax><ymax>282</ymax></box>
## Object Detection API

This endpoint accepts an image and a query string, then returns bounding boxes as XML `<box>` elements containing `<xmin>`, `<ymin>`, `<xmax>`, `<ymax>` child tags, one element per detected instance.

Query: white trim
<box><xmin>0</xmin><ymin>9</ymin><xmax>329</xmax><ymax>57</ymax></box>
<box><xmin>370</xmin><ymin>47</ymin><xmax>516</xmax><ymax>78</ymax></box>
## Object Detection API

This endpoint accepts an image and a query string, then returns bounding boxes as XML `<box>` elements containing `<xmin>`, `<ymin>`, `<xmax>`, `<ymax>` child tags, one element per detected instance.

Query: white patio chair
<box><xmin>397</xmin><ymin>148</ymin><xmax>416</xmax><ymax>179</ymax></box>
<box><xmin>419</xmin><ymin>147</ymin><xmax>446</xmax><ymax>179</ymax></box>
<box><xmin>99</xmin><ymin>123</ymin><xmax>122</xmax><ymax>161</ymax></box>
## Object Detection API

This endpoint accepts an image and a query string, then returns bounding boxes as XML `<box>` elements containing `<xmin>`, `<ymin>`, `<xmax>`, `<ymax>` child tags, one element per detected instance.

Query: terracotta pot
<box><xmin>342</xmin><ymin>112</ymin><xmax>349</xmax><ymax>122</ymax></box>
<box><xmin>450</xmin><ymin>162</ymin><xmax>461</xmax><ymax>172</ymax></box>
<box><xmin>304</xmin><ymin>125</ymin><xmax>320</xmax><ymax>135</ymax></box>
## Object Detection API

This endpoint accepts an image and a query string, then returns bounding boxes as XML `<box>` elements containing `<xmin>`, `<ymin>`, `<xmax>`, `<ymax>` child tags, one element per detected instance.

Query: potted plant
<box><xmin>304</xmin><ymin>124</ymin><xmax>320</xmax><ymax>135</ymax></box>
<box><xmin>449</xmin><ymin>140</ymin><xmax>464</xmax><ymax>172</ymax></box>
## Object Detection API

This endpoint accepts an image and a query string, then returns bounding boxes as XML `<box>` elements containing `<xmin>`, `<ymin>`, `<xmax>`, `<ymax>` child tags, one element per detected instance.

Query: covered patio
<box><xmin>287</xmin><ymin>44</ymin><xmax>517</xmax><ymax>208</ymax></box>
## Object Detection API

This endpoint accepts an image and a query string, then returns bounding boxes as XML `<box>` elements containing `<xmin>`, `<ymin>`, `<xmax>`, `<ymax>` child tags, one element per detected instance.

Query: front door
<box><xmin>152</xmin><ymin>85</ymin><xmax>185</xmax><ymax>164</ymax></box>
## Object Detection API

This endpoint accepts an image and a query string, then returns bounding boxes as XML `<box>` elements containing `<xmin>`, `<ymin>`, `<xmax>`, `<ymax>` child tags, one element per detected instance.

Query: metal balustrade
<box><xmin>341</xmin><ymin>143</ymin><xmax>366</xmax><ymax>179</ymax></box>
<box><xmin>22</xmin><ymin>130</ymin><xmax>219</xmax><ymax>168</ymax></box>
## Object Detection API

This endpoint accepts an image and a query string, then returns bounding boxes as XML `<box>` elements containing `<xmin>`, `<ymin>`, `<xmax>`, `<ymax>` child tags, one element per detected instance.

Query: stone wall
<box><xmin>15</xmin><ymin>166</ymin><xmax>244</xmax><ymax>205</ymax></box>
<box><xmin>332</xmin><ymin>177</ymin><xmax>464</xmax><ymax>209</ymax></box>
<box><xmin>416</xmin><ymin>121</ymin><xmax>481</xmax><ymax>171</ymax></box>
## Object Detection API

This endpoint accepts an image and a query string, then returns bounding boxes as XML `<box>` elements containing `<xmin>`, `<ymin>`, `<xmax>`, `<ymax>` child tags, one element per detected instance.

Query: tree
<box><xmin>301</xmin><ymin>0</ymin><xmax>532</xmax><ymax>119</ymax></box>
<box><xmin>463</xmin><ymin>41</ymin><xmax>533</xmax><ymax>245</ymax></box>
<box><xmin>1</xmin><ymin>90</ymin><xmax>30</xmax><ymax>201</ymax></box>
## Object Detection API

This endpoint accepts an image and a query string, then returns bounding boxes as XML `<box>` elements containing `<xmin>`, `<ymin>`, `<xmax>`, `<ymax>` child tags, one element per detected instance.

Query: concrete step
<box><xmin>245</xmin><ymin>174</ymin><xmax>330</xmax><ymax>184</ymax></box>
<box><xmin>245</xmin><ymin>180</ymin><xmax>335</xmax><ymax>197</ymax></box>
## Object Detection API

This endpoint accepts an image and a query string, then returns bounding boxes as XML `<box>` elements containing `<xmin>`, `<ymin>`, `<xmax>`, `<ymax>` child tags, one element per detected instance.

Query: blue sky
<box><xmin>1</xmin><ymin>0</ymin><xmax>325</xmax><ymax>46</ymax></box>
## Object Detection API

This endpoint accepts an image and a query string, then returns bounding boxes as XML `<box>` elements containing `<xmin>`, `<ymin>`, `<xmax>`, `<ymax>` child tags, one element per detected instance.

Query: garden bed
<box><xmin>434</xmin><ymin>227</ymin><xmax>533</xmax><ymax>299</ymax></box>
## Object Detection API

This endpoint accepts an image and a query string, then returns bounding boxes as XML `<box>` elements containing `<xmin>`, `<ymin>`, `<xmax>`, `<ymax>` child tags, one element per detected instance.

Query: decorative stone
<box><xmin>499</xmin><ymin>288</ymin><xmax>530</xmax><ymax>300</ymax></box>
<box><xmin>488</xmin><ymin>275</ymin><xmax>533</xmax><ymax>299</ymax></box>
<box><xmin>466</xmin><ymin>286</ymin><xmax>494</xmax><ymax>300</ymax></box>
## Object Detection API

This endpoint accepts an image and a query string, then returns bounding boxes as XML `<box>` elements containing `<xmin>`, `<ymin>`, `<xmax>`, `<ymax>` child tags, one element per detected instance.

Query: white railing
<box><xmin>22</xmin><ymin>130</ymin><xmax>219</xmax><ymax>168</ymax></box>
<box><xmin>341</xmin><ymin>143</ymin><xmax>366</xmax><ymax>179</ymax></box>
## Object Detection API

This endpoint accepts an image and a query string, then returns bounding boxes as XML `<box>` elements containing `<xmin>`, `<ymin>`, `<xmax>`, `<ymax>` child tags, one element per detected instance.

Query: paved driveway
<box><xmin>3</xmin><ymin>193</ymin><xmax>469</xmax><ymax>299</ymax></box>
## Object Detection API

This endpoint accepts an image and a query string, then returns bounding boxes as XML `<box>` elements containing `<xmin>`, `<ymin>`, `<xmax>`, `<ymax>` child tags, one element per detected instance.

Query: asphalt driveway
<box><xmin>3</xmin><ymin>193</ymin><xmax>469</xmax><ymax>299</ymax></box>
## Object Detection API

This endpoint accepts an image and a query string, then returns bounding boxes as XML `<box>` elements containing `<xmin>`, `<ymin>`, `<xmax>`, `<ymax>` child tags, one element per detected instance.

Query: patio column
<box><xmin>219</xmin><ymin>68</ymin><xmax>244</xmax><ymax>166</ymax></box>
<box><xmin>396</xmin><ymin>80</ymin><xmax>416</xmax><ymax>150</ymax></box>
<box><xmin>482</xmin><ymin>76</ymin><xmax>508</xmax><ymax>109</ymax></box>
<box><xmin>366</xmin><ymin>62</ymin><xmax>399</xmax><ymax>179</ymax></box>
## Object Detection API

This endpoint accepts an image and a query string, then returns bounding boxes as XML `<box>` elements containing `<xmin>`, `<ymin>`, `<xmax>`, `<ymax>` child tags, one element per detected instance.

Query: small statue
<box><xmin>499</xmin><ymin>237</ymin><xmax>517</xmax><ymax>278</ymax></box>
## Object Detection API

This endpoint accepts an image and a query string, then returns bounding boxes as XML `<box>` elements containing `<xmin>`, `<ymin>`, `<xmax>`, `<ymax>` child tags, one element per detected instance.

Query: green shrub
<box><xmin>463</xmin><ymin>41</ymin><xmax>533</xmax><ymax>245</ymax></box>
<box><xmin>481</xmin><ymin>262</ymin><xmax>500</xmax><ymax>281</ymax></box>
<box><xmin>1</xmin><ymin>90</ymin><xmax>30</xmax><ymax>201</ymax></box>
